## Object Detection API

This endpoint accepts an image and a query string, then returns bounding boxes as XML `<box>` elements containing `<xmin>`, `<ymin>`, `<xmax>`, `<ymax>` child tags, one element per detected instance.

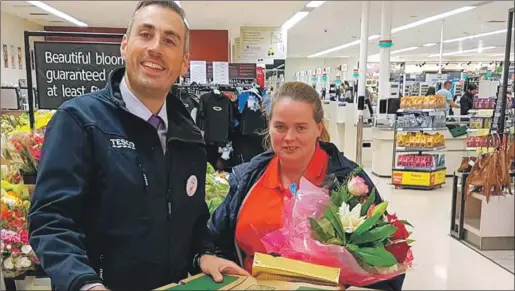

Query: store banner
<box><xmin>236</xmin><ymin>26</ymin><xmax>286</xmax><ymax>64</ymax></box>
<box><xmin>34</xmin><ymin>42</ymin><xmax>123</xmax><ymax>109</ymax></box>
<box><xmin>229</xmin><ymin>63</ymin><xmax>257</xmax><ymax>80</ymax></box>
<box><xmin>256</xmin><ymin>67</ymin><xmax>265</xmax><ymax>88</ymax></box>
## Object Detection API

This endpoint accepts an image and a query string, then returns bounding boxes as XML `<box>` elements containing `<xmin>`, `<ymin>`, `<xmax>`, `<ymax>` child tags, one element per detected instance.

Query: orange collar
<box><xmin>261</xmin><ymin>145</ymin><xmax>329</xmax><ymax>190</ymax></box>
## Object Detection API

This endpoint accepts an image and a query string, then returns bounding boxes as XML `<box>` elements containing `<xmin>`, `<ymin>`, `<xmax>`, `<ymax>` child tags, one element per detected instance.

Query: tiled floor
<box><xmin>3</xmin><ymin>176</ymin><xmax>514</xmax><ymax>290</ymax></box>
<box><xmin>369</xmin><ymin>175</ymin><xmax>515</xmax><ymax>290</ymax></box>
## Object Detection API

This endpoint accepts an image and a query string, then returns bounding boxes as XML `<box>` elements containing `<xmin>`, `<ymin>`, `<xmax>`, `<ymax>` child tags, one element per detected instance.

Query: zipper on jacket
<box><xmin>98</xmin><ymin>253</ymin><xmax>104</xmax><ymax>279</ymax></box>
<box><xmin>139</xmin><ymin>163</ymin><xmax>149</xmax><ymax>192</ymax></box>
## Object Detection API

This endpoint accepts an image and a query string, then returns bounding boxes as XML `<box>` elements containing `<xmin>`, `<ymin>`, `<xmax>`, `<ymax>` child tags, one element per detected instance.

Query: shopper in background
<box><xmin>460</xmin><ymin>83</ymin><xmax>478</xmax><ymax>116</ymax></box>
<box><xmin>209</xmin><ymin>82</ymin><xmax>405</xmax><ymax>291</ymax></box>
<box><xmin>29</xmin><ymin>1</ymin><xmax>247</xmax><ymax>291</ymax></box>
<box><xmin>436</xmin><ymin>81</ymin><xmax>459</xmax><ymax>115</ymax></box>
<box><xmin>425</xmin><ymin>86</ymin><xmax>436</xmax><ymax>96</ymax></box>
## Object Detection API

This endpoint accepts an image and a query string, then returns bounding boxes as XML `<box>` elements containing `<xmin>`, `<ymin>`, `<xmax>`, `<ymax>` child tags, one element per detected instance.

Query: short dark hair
<box><xmin>444</xmin><ymin>81</ymin><xmax>452</xmax><ymax>87</ymax></box>
<box><xmin>127</xmin><ymin>0</ymin><xmax>190</xmax><ymax>52</ymax></box>
<box><xmin>467</xmin><ymin>84</ymin><xmax>478</xmax><ymax>91</ymax></box>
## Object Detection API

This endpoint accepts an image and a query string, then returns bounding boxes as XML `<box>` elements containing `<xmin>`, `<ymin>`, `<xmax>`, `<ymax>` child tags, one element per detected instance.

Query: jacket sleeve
<box><xmin>29</xmin><ymin>109</ymin><xmax>102</xmax><ymax>291</ymax></box>
<box><xmin>208</xmin><ymin>166</ymin><xmax>243</xmax><ymax>262</ymax></box>
<box><xmin>189</xmin><ymin>198</ymin><xmax>216</xmax><ymax>274</ymax></box>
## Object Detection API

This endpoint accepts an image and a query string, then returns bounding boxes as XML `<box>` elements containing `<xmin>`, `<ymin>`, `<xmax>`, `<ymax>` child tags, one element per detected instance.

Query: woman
<box><xmin>209</xmin><ymin>82</ymin><xmax>405</xmax><ymax>291</ymax></box>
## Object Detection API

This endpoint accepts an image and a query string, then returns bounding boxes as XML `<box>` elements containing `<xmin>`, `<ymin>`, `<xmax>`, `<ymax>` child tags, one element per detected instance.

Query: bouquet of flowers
<box><xmin>3</xmin><ymin>131</ymin><xmax>44</xmax><ymax>177</ymax></box>
<box><xmin>261</xmin><ymin>174</ymin><xmax>414</xmax><ymax>287</ymax></box>
<box><xmin>1</xmin><ymin>181</ymin><xmax>39</xmax><ymax>277</ymax></box>
<box><xmin>205</xmin><ymin>163</ymin><xmax>229</xmax><ymax>214</ymax></box>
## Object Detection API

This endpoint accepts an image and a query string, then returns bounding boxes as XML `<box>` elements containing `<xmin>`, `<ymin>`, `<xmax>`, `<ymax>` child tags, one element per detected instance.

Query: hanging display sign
<box><xmin>235</xmin><ymin>26</ymin><xmax>286</xmax><ymax>64</ymax></box>
<box><xmin>34</xmin><ymin>41</ymin><xmax>123</xmax><ymax>109</ymax></box>
<box><xmin>189</xmin><ymin>60</ymin><xmax>207</xmax><ymax>84</ymax></box>
<box><xmin>213</xmin><ymin>62</ymin><xmax>229</xmax><ymax>84</ymax></box>
<box><xmin>256</xmin><ymin>67</ymin><xmax>265</xmax><ymax>88</ymax></box>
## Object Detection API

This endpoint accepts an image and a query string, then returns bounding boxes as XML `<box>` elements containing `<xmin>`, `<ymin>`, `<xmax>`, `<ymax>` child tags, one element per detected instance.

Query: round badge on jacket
<box><xmin>186</xmin><ymin>175</ymin><xmax>198</xmax><ymax>197</ymax></box>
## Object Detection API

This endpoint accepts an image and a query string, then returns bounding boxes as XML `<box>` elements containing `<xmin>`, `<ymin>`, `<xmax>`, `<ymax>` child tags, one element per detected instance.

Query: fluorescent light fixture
<box><xmin>308</xmin><ymin>34</ymin><xmax>381</xmax><ymax>58</ymax></box>
<box><xmin>443</xmin><ymin>29</ymin><xmax>512</xmax><ymax>43</ymax></box>
<box><xmin>27</xmin><ymin>1</ymin><xmax>87</xmax><ymax>27</ymax></box>
<box><xmin>391</xmin><ymin>6</ymin><xmax>475</xmax><ymax>34</ymax></box>
<box><xmin>423</xmin><ymin>43</ymin><xmax>437</xmax><ymax>47</ymax></box>
<box><xmin>306</xmin><ymin>1</ymin><xmax>325</xmax><ymax>8</ymax></box>
<box><xmin>391</xmin><ymin>46</ymin><xmax>419</xmax><ymax>55</ymax></box>
<box><xmin>282</xmin><ymin>11</ymin><xmax>309</xmax><ymax>32</ymax></box>
<box><xmin>429</xmin><ymin>46</ymin><xmax>496</xmax><ymax>57</ymax></box>
<box><xmin>309</xmin><ymin>5</ymin><xmax>475</xmax><ymax>57</ymax></box>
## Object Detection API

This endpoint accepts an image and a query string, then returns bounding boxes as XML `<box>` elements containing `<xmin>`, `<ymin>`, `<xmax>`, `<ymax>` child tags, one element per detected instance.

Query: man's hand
<box><xmin>200</xmin><ymin>254</ymin><xmax>250</xmax><ymax>282</ymax></box>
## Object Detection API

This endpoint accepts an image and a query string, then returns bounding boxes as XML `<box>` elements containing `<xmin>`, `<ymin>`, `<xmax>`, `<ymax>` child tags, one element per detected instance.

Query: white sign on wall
<box><xmin>235</xmin><ymin>26</ymin><xmax>286</xmax><ymax>64</ymax></box>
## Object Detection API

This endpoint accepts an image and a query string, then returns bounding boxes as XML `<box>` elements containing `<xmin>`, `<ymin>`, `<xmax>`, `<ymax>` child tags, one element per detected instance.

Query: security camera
<box><xmin>324</xmin><ymin>29</ymin><xmax>328</xmax><ymax>33</ymax></box>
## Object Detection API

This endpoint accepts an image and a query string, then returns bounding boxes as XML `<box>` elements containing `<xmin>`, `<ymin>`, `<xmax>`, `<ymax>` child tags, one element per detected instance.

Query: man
<box><xmin>28</xmin><ymin>2</ymin><xmax>247</xmax><ymax>291</ymax></box>
<box><xmin>460</xmin><ymin>83</ymin><xmax>478</xmax><ymax>116</ymax></box>
<box><xmin>436</xmin><ymin>81</ymin><xmax>459</xmax><ymax>115</ymax></box>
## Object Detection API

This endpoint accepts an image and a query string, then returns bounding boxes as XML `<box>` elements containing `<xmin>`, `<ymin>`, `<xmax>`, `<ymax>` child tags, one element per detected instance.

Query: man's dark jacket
<box><xmin>29</xmin><ymin>68</ymin><xmax>213</xmax><ymax>291</ymax></box>
<box><xmin>209</xmin><ymin>142</ymin><xmax>405</xmax><ymax>291</ymax></box>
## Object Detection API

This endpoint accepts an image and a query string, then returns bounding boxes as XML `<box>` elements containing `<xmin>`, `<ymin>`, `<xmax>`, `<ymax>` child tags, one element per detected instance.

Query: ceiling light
<box><xmin>443</xmin><ymin>28</ymin><xmax>513</xmax><ymax>43</ymax></box>
<box><xmin>308</xmin><ymin>34</ymin><xmax>381</xmax><ymax>58</ymax></box>
<box><xmin>306</xmin><ymin>1</ymin><xmax>325</xmax><ymax>8</ymax></box>
<box><xmin>391</xmin><ymin>6</ymin><xmax>475</xmax><ymax>34</ymax></box>
<box><xmin>282</xmin><ymin>11</ymin><xmax>309</xmax><ymax>32</ymax></box>
<box><xmin>391</xmin><ymin>46</ymin><xmax>419</xmax><ymax>55</ymax></box>
<box><xmin>423</xmin><ymin>43</ymin><xmax>437</xmax><ymax>47</ymax></box>
<box><xmin>27</xmin><ymin>1</ymin><xmax>87</xmax><ymax>27</ymax></box>
<box><xmin>429</xmin><ymin>46</ymin><xmax>496</xmax><ymax>57</ymax></box>
<box><xmin>309</xmin><ymin>5</ymin><xmax>475</xmax><ymax>57</ymax></box>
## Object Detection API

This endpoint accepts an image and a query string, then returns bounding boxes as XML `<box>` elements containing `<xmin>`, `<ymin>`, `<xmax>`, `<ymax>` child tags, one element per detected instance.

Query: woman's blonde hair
<box><xmin>264</xmin><ymin>82</ymin><xmax>330</xmax><ymax>148</ymax></box>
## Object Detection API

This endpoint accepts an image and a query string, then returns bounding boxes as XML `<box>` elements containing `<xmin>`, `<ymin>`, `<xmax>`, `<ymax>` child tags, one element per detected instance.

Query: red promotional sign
<box><xmin>256</xmin><ymin>67</ymin><xmax>265</xmax><ymax>88</ymax></box>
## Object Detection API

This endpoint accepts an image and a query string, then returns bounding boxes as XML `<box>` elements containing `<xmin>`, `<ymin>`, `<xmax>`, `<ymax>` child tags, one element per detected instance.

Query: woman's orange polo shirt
<box><xmin>234</xmin><ymin>145</ymin><xmax>329</xmax><ymax>272</ymax></box>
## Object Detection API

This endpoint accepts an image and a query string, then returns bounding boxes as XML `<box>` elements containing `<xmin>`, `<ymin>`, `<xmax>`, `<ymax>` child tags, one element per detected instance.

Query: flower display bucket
<box><xmin>21</xmin><ymin>171</ymin><xmax>37</xmax><ymax>185</ymax></box>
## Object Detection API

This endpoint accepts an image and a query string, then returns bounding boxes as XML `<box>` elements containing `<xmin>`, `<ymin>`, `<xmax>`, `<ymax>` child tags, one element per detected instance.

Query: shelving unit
<box><xmin>391</xmin><ymin>108</ymin><xmax>447</xmax><ymax>190</ymax></box>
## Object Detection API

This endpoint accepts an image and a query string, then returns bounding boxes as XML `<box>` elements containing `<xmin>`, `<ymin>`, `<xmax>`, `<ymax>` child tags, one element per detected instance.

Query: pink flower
<box><xmin>11</xmin><ymin>247</ymin><xmax>20</xmax><ymax>255</ymax></box>
<box><xmin>347</xmin><ymin>176</ymin><xmax>369</xmax><ymax>197</ymax></box>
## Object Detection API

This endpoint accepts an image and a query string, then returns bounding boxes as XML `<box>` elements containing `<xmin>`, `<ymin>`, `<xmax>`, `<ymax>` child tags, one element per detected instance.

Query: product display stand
<box><xmin>391</xmin><ymin>108</ymin><xmax>447</xmax><ymax>190</ymax></box>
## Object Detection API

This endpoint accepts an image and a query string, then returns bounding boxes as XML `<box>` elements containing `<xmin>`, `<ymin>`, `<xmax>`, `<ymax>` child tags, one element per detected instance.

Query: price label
<box><xmin>477</xmin><ymin>109</ymin><xmax>494</xmax><ymax>117</ymax></box>
<box><xmin>477</xmin><ymin>129</ymin><xmax>489</xmax><ymax>136</ymax></box>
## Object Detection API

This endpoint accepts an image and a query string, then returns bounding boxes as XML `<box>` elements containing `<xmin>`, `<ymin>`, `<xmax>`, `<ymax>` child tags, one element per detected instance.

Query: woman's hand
<box><xmin>200</xmin><ymin>254</ymin><xmax>250</xmax><ymax>282</ymax></box>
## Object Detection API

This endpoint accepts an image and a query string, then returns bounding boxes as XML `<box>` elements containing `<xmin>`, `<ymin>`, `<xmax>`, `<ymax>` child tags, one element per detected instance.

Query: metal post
<box><xmin>438</xmin><ymin>20</ymin><xmax>445</xmax><ymax>74</ymax></box>
<box><xmin>24</xmin><ymin>31</ymin><xmax>35</xmax><ymax>129</ymax></box>
<box><xmin>356</xmin><ymin>1</ymin><xmax>370</xmax><ymax>165</ymax></box>
<box><xmin>499</xmin><ymin>8</ymin><xmax>513</xmax><ymax>136</ymax></box>
<box><xmin>378</xmin><ymin>1</ymin><xmax>392</xmax><ymax>114</ymax></box>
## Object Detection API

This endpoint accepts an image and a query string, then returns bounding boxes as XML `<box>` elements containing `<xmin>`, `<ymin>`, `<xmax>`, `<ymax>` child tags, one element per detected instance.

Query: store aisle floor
<box><xmin>369</xmin><ymin>174</ymin><xmax>515</xmax><ymax>290</ymax></box>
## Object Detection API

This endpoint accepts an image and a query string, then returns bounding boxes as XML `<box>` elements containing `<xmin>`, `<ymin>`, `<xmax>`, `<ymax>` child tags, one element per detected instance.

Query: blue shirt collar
<box><xmin>119</xmin><ymin>78</ymin><xmax>168</xmax><ymax>131</ymax></box>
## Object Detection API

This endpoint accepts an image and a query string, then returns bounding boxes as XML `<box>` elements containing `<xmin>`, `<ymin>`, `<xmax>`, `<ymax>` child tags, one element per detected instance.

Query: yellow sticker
<box><xmin>477</xmin><ymin>129</ymin><xmax>489</xmax><ymax>136</ymax></box>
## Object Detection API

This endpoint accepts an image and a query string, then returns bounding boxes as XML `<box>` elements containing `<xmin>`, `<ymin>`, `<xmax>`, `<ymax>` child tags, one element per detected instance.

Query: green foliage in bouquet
<box><xmin>309</xmin><ymin>175</ymin><xmax>414</xmax><ymax>268</ymax></box>
<box><xmin>205</xmin><ymin>163</ymin><xmax>229</xmax><ymax>214</ymax></box>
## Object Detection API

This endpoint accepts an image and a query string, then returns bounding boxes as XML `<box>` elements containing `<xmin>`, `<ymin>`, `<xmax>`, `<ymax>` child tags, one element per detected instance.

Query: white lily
<box><xmin>339</xmin><ymin>203</ymin><xmax>366</xmax><ymax>233</ymax></box>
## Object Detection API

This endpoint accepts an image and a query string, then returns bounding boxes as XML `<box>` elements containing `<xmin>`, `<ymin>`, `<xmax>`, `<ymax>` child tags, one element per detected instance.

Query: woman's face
<box><xmin>269</xmin><ymin>98</ymin><xmax>323</xmax><ymax>163</ymax></box>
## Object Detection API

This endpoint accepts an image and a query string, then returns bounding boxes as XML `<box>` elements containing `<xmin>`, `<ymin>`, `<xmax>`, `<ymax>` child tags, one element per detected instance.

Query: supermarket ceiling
<box><xmin>1</xmin><ymin>1</ymin><xmax>514</xmax><ymax>59</ymax></box>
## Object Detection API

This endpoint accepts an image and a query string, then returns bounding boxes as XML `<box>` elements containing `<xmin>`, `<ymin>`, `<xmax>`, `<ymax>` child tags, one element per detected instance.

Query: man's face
<box><xmin>444</xmin><ymin>83</ymin><xmax>451</xmax><ymax>90</ymax></box>
<box><xmin>121</xmin><ymin>5</ymin><xmax>189</xmax><ymax>95</ymax></box>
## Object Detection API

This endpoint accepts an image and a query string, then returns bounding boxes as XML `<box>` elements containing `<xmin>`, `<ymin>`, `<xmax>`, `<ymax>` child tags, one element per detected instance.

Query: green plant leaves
<box><xmin>309</xmin><ymin>218</ymin><xmax>333</xmax><ymax>243</ymax></box>
<box><xmin>350</xmin><ymin>245</ymin><xmax>398</xmax><ymax>267</ymax></box>
<box><xmin>350</xmin><ymin>201</ymin><xmax>389</xmax><ymax>240</ymax></box>
<box><xmin>399</xmin><ymin>220</ymin><xmax>414</xmax><ymax>228</ymax></box>
<box><xmin>323</xmin><ymin>205</ymin><xmax>347</xmax><ymax>245</ymax></box>
<box><xmin>360</xmin><ymin>188</ymin><xmax>376</xmax><ymax>217</ymax></box>
<box><xmin>330</xmin><ymin>188</ymin><xmax>343</xmax><ymax>208</ymax></box>
<box><xmin>349</xmin><ymin>224</ymin><xmax>397</xmax><ymax>245</ymax></box>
